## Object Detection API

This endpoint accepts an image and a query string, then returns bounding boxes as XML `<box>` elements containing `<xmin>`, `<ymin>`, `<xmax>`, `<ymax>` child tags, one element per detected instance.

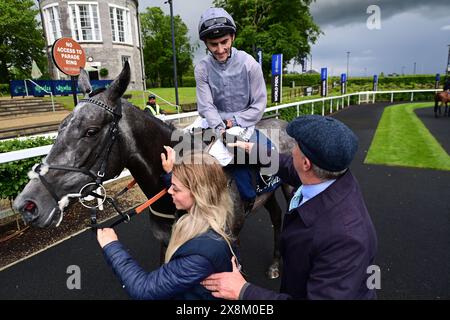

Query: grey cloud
<box><xmin>311</xmin><ymin>0</ymin><xmax>450</xmax><ymax>27</ymax></box>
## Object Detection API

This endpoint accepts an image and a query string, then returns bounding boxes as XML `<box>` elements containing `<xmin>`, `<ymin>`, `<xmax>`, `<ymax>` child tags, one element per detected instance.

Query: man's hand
<box><xmin>227</xmin><ymin>141</ymin><xmax>254</xmax><ymax>153</ymax></box>
<box><xmin>225</xmin><ymin>119</ymin><xmax>233</xmax><ymax>129</ymax></box>
<box><xmin>97</xmin><ymin>228</ymin><xmax>118</xmax><ymax>248</ymax></box>
<box><xmin>201</xmin><ymin>256</ymin><xmax>247</xmax><ymax>300</ymax></box>
<box><xmin>160</xmin><ymin>145</ymin><xmax>175</xmax><ymax>173</ymax></box>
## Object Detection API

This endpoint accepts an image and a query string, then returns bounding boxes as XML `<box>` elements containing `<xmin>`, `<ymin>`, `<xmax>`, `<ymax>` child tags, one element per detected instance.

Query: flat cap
<box><xmin>286</xmin><ymin>115</ymin><xmax>358</xmax><ymax>172</ymax></box>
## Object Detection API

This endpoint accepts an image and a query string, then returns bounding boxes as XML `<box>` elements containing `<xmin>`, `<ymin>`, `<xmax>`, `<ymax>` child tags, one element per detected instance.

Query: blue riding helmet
<box><xmin>198</xmin><ymin>8</ymin><xmax>236</xmax><ymax>41</ymax></box>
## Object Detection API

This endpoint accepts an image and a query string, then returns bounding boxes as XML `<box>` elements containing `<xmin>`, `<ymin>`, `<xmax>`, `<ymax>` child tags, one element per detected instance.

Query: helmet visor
<box><xmin>203</xmin><ymin>17</ymin><xmax>229</xmax><ymax>28</ymax></box>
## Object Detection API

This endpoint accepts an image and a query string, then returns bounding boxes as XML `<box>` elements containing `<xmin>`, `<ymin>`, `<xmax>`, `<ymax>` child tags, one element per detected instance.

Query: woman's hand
<box><xmin>161</xmin><ymin>145</ymin><xmax>175</xmax><ymax>173</ymax></box>
<box><xmin>97</xmin><ymin>228</ymin><xmax>118</xmax><ymax>248</ymax></box>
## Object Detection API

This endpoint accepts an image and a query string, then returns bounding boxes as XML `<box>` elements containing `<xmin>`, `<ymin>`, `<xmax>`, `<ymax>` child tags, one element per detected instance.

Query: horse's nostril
<box><xmin>25</xmin><ymin>201</ymin><xmax>36</xmax><ymax>212</ymax></box>
<box><xmin>22</xmin><ymin>201</ymin><xmax>38</xmax><ymax>221</ymax></box>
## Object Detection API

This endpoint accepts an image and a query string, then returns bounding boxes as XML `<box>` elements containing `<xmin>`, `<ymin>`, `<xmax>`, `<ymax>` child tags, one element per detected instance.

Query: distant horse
<box><xmin>434</xmin><ymin>91</ymin><xmax>450</xmax><ymax>117</ymax></box>
<box><xmin>13</xmin><ymin>62</ymin><xmax>295</xmax><ymax>279</ymax></box>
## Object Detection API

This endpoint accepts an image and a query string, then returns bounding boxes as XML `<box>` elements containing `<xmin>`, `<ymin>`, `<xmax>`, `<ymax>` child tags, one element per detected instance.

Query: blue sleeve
<box><xmin>102</xmin><ymin>241</ymin><xmax>215</xmax><ymax>300</ymax></box>
<box><xmin>160</xmin><ymin>172</ymin><xmax>172</xmax><ymax>189</ymax></box>
<box><xmin>247</xmin><ymin>130</ymin><xmax>277</xmax><ymax>168</ymax></box>
<box><xmin>278</xmin><ymin>153</ymin><xmax>302</xmax><ymax>188</ymax></box>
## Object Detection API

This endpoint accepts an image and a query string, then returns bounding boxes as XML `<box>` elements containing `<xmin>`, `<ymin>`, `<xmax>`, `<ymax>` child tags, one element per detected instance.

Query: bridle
<box><xmin>32</xmin><ymin>95</ymin><xmax>173</xmax><ymax>229</ymax></box>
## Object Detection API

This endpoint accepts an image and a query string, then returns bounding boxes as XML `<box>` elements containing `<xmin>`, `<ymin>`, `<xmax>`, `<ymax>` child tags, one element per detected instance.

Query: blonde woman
<box><xmin>97</xmin><ymin>146</ymin><xmax>239</xmax><ymax>300</ymax></box>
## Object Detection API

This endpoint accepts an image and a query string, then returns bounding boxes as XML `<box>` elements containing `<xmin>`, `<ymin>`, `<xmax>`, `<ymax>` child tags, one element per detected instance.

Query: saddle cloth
<box><xmin>183</xmin><ymin>116</ymin><xmax>281</xmax><ymax>198</ymax></box>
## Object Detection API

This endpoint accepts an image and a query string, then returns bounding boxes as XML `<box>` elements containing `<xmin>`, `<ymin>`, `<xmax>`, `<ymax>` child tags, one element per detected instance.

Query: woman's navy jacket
<box><xmin>102</xmin><ymin>229</ymin><xmax>233</xmax><ymax>300</ymax></box>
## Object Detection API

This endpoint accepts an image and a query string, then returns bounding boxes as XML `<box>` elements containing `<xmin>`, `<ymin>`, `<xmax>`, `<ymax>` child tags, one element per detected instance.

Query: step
<box><xmin>0</xmin><ymin>104</ymin><xmax>65</xmax><ymax>112</ymax></box>
<box><xmin>0</xmin><ymin>102</ymin><xmax>56</xmax><ymax>109</ymax></box>
<box><xmin>0</xmin><ymin>101</ymin><xmax>63</xmax><ymax>109</ymax></box>
<box><xmin>0</xmin><ymin>122</ymin><xmax>61</xmax><ymax>140</ymax></box>
<box><xmin>0</xmin><ymin>104</ymin><xmax>65</xmax><ymax>113</ymax></box>
<box><xmin>0</xmin><ymin>108</ymin><xmax>69</xmax><ymax>121</ymax></box>
<box><xmin>0</xmin><ymin>98</ymin><xmax>47</xmax><ymax>106</ymax></box>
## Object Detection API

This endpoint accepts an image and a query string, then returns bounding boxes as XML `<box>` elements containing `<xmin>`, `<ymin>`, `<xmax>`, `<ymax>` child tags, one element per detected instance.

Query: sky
<box><xmin>135</xmin><ymin>0</ymin><xmax>450</xmax><ymax>76</ymax></box>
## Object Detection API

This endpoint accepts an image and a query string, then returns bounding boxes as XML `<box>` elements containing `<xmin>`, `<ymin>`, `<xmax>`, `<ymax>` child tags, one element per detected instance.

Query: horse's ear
<box><xmin>78</xmin><ymin>68</ymin><xmax>92</xmax><ymax>95</ymax></box>
<box><xmin>105</xmin><ymin>61</ymin><xmax>130</xmax><ymax>102</ymax></box>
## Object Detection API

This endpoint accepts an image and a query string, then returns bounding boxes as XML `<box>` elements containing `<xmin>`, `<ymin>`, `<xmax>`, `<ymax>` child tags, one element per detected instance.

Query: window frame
<box><xmin>68</xmin><ymin>1</ymin><xmax>103</xmax><ymax>43</ymax></box>
<box><xmin>109</xmin><ymin>4</ymin><xmax>133</xmax><ymax>45</ymax></box>
<box><xmin>42</xmin><ymin>3</ymin><xmax>62</xmax><ymax>45</ymax></box>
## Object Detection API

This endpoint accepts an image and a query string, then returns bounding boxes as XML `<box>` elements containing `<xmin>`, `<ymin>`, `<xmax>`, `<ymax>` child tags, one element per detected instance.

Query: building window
<box><xmin>68</xmin><ymin>2</ymin><xmax>102</xmax><ymax>42</ymax></box>
<box><xmin>109</xmin><ymin>5</ymin><xmax>132</xmax><ymax>44</ymax></box>
<box><xmin>43</xmin><ymin>4</ymin><xmax>62</xmax><ymax>45</ymax></box>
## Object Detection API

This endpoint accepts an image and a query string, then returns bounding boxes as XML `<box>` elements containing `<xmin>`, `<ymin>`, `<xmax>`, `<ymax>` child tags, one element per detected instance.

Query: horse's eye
<box><xmin>86</xmin><ymin>128</ymin><xmax>99</xmax><ymax>137</ymax></box>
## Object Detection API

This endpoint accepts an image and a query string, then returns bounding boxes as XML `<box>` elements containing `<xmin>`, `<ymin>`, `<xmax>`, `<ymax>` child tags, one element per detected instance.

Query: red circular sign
<box><xmin>51</xmin><ymin>38</ymin><xmax>86</xmax><ymax>76</ymax></box>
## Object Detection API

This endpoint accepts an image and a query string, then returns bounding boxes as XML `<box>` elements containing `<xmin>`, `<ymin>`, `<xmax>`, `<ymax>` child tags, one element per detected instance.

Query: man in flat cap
<box><xmin>202</xmin><ymin>115</ymin><xmax>378</xmax><ymax>300</ymax></box>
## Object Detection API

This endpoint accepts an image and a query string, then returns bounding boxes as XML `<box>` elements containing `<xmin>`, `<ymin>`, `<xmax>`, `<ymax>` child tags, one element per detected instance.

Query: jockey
<box><xmin>444</xmin><ymin>77</ymin><xmax>450</xmax><ymax>94</ymax></box>
<box><xmin>193</xmin><ymin>7</ymin><xmax>276</xmax><ymax>212</ymax></box>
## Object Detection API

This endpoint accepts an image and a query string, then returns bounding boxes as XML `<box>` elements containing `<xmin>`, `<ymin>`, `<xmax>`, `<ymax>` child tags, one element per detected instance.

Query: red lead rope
<box><xmin>135</xmin><ymin>188</ymin><xmax>168</xmax><ymax>214</ymax></box>
<box><xmin>104</xmin><ymin>180</ymin><xmax>169</xmax><ymax>229</ymax></box>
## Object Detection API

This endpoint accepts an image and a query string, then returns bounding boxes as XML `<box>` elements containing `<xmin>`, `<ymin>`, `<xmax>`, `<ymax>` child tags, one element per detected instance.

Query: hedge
<box><xmin>0</xmin><ymin>83</ymin><xmax>9</xmax><ymax>95</ymax></box>
<box><xmin>0</xmin><ymin>137</ymin><xmax>55</xmax><ymax>200</ymax></box>
<box><xmin>282</xmin><ymin>74</ymin><xmax>443</xmax><ymax>89</ymax></box>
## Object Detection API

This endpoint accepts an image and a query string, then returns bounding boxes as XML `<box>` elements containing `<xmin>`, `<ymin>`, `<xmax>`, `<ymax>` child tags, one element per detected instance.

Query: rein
<box><xmin>32</xmin><ymin>96</ymin><xmax>175</xmax><ymax>229</ymax></box>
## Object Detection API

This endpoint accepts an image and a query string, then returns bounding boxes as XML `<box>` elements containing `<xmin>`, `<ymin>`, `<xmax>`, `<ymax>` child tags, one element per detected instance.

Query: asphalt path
<box><xmin>1</xmin><ymin>102</ymin><xmax>449</xmax><ymax>299</ymax></box>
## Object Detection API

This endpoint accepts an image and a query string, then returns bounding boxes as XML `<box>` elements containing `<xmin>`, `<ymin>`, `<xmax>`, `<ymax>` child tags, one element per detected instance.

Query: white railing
<box><xmin>147</xmin><ymin>90</ymin><xmax>181</xmax><ymax>114</ymax></box>
<box><xmin>0</xmin><ymin>88</ymin><xmax>440</xmax><ymax>165</ymax></box>
<box><xmin>24</xmin><ymin>79</ymin><xmax>56</xmax><ymax>112</ymax></box>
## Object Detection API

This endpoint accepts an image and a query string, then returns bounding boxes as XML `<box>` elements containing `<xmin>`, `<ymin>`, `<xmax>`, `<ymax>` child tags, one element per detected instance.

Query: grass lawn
<box><xmin>365</xmin><ymin>102</ymin><xmax>450</xmax><ymax>171</ymax></box>
<box><xmin>48</xmin><ymin>86</ymin><xmax>308</xmax><ymax>111</ymax></box>
<box><xmin>46</xmin><ymin>88</ymin><xmax>197</xmax><ymax>112</ymax></box>
<box><xmin>129</xmin><ymin>87</ymin><xmax>197</xmax><ymax>109</ymax></box>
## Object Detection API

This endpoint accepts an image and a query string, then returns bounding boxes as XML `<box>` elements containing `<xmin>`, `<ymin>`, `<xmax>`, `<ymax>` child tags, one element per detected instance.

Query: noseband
<box><xmin>32</xmin><ymin>96</ymin><xmax>122</xmax><ymax>226</ymax></box>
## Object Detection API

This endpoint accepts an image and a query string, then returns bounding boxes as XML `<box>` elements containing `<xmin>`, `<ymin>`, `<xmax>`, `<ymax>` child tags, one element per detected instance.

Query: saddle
<box><xmin>195</xmin><ymin>128</ymin><xmax>282</xmax><ymax>198</ymax></box>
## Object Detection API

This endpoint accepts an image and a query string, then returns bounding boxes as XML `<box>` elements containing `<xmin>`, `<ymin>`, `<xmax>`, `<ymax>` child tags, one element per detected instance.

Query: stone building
<box><xmin>38</xmin><ymin>0</ymin><xmax>144</xmax><ymax>90</ymax></box>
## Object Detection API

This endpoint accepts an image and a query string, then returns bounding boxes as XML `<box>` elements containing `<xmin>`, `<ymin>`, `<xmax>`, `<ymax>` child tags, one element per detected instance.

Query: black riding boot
<box><xmin>244</xmin><ymin>198</ymin><xmax>255</xmax><ymax>217</ymax></box>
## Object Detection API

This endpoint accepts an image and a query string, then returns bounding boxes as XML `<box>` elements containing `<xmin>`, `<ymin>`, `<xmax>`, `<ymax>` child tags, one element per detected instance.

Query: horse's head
<box><xmin>14</xmin><ymin>62</ymin><xmax>131</xmax><ymax>227</ymax></box>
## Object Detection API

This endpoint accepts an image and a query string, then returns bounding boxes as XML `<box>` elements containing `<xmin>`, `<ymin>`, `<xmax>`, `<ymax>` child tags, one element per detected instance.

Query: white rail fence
<box><xmin>0</xmin><ymin>89</ymin><xmax>439</xmax><ymax>165</ymax></box>
<box><xmin>24</xmin><ymin>79</ymin><xmax>56</xmax><ymax>112</ymax></box>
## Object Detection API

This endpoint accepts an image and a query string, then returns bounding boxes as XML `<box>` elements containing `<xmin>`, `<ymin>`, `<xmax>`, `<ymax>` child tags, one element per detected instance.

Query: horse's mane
<box><xmin>121</xmin><ymin>97</ymin><xmax>177</xmax><ymax>134</ymax></box>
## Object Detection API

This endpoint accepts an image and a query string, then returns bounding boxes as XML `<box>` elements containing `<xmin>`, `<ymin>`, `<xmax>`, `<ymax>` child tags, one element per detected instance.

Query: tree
<box><xmin>140</xmin><ymin>7</ymin><xmax>195</xmax><ymax>87</ymax></box>
<box><xmin>213</xmin><ymin>0</ymin><xmax>321</xmax><ymax>77</ymax></box>
<box><xmin>0</xmin><ymin>0</ymin><xmax>46</xmax><ymax>83</ymax></box>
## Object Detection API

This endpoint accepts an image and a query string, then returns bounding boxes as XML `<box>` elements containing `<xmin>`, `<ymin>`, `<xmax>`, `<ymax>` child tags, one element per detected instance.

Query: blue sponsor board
<box><xmin>301</xmin><ymin>56</ymin><xmax>307</xmax><ymax>73</ymax></box>
<box><xmin>321</xmin><ymin>67</ymin><xmax>328</xmax><ymax>97</ymax></box>
<box><xmin>10</xmin><ymin>80</ymin><xmax>113</xmax><ymax>97</ymax></box>
<box><xmin>256</xmin><ymin>48</ymin><xmax>263</xmax><ymax>66</ymax></box>
<box><xmin>321</xmin><ymin>67</ymin><xmax>327</xmax><ymax>81</ymax></box>
<box><xmin>341</xmin><ymin>73</ymin><xmax>347</xmax><ymax>94</ymax></box>
<box><xmin>271</xmin><ymin>54</ymin><xmax>283</xmax><ymax>103</ymax></box>
<box><xmin>53</xmin><ymin>80</ymin><xmax>74</xmax><ymax>95</ymax></box>
<box><xmin>272</xmin><ymin>54</ymin><xmax>282</xmax><ymax>76</ymax></box>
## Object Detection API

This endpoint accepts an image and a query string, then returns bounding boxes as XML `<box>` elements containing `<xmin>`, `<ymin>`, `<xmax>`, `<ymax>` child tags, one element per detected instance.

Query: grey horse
<box><xmin>13</xmin><ymin>62</ymin><xmax>295</xmax><ymax>279</ymax></box>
